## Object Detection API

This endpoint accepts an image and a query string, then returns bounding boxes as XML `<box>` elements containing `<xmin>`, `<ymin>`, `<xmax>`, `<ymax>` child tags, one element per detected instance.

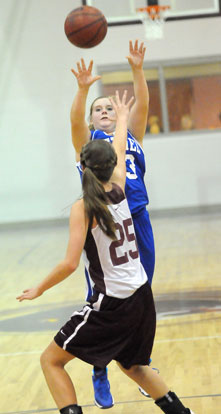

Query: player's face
<box><xmin>91</xmin><ymin>98</ymin><xmax>116</xmax><ymax>132</ymax></box>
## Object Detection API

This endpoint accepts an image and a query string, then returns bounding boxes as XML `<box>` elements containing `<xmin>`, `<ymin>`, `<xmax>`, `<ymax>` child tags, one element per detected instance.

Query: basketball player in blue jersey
<box><xmin>71</xmin><ymin>40</ymin><xmax>155</xmax><ymax>408</ymax></box>
<box><xmin>70</xmin><ymin>40</ymin><xmax>155</xmax><ymax>408</ymax></box>
<box><xmin>17</xmin><ymin>91</ymin><xmax>194</xmax><ymax>414</ymax></box>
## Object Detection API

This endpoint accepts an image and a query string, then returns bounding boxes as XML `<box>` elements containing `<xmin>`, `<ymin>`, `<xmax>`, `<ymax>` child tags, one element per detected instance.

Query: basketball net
<box><xmin>136</xmin><ymin>6</ymin><xmax>170</xmax><ymax>40</ymax></box>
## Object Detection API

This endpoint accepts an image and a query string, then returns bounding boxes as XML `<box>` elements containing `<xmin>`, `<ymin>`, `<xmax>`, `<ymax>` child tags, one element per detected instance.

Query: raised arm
<box><xmin>70</xmin><ymin>59</ymin><xmax>101</xmax><ymax>154</ymax></box>
<box><xmin>16</xmin><ymin>200</ymin><xmax>88</xmax><ymax>302</ymax></box>
<box><xmin>110</xmin><ymin>91</ymin><xmax>134</xmax><ymax>190</ymax></box>
<box><xmin>127</xmin><ymin>40</ymin><xmax>149</xmax><ymax>145</ymax></box>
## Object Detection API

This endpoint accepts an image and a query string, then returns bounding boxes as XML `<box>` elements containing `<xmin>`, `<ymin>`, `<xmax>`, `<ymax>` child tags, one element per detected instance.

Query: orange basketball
<box><xmin>64</xmin><ymin>5</ymin><xmax>108</xmax><ymax>48</ymax></box>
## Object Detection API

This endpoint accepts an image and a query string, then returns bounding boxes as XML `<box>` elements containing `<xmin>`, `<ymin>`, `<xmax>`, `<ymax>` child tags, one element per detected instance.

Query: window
<box><xmin>164</xmin><ymin>62</ymin><xmax>221</xmax><ymax>132</ymax></box>
<box><xmin>101</xmin><ymin>67</ymin><xmax>163</xmax><ymax>135</ymax></box>
<box><xmin>99</xmin><ymin>58</ymin><xmax>221</xmax><ymax>136</ymax></box>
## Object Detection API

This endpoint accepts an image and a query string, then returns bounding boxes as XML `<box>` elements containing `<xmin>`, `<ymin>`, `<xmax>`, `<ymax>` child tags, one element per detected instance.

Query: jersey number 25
<box><xmin>109</xmin><ymin>218</ymin><xmax>139</xmax><ymax>266</ymax></box>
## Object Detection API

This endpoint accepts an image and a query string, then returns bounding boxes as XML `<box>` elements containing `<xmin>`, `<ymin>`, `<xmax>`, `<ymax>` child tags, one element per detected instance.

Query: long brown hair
<box><xmin>80</xmin><ymin>140</ymin><xmax>117</xmax><ymax>239</ymax></box>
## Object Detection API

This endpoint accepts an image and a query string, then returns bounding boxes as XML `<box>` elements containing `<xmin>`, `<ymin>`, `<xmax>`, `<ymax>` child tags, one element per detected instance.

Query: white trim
<box><xmin>93</xmin><ymin>293</ymin><xmax>104</xmax><ymax>311</ymax></box>
<box><xmin>76</xmin><ymin>161</ymin><xmax>82</xmax><ymax>171</ymax></box>
<box><xmin>63</xmin><ymin>305</ymin><xmax>92</xmax><ymax>350</ymax></box>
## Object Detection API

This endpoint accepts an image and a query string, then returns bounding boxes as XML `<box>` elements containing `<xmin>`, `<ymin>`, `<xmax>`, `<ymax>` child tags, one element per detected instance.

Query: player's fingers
<box><xmin>115</xmin><ymin>90</ymin><xmax>120</xmax><ymax>105</ymax></box>
<box><xmin>126</xmin><ymin>56</ymin><xmax>133</xmax><ymax>66</ymax></box>
<box><xmin>127</xmin><ymin>95</ymin><xmax>135</xmax><ymax>108</ymax></box>
<box><xmin>16</xmin><ymin>294</ymin><xmax>25</xmax><ymax>301</ymax></box>
<box><xmin>129</xmin><ymin>40</ymin><xmax>133</xmax><ymax>53</ymax></box>
<box><xmin>108</xmin><ymin>116</ymin><xmax>117</xmax><ymax>122</ymax></box>
<box><xmin>108</xmin><ymin>96</ymin><xmax>114</xmax><ymax>108</ymax></box>
<box><xmin>121</xmin><ymin>89</ymin><xmax>128</xmax><ymax>104</ymax></box>
<box><xmin>77</xmin><ymin>62</ymin><xmax>82</xmax><ymax>72</ymax></box>
<box><xmin>139</xmin><ymin>42</ymin><xmax>144</xmax><ymax>53</ymax></box>
<box><xmin>93</xmin><ymin>75</ymin><xmax>101</xmax><ymax>82</ymax></box>
<box><xmin>90</xmin><ymin>76</ymin><xmax>101</xmax><ymax>85</ymax></box>
<box><xmin>110</xmin><ymin>92</ymin><xmax>118</xmax><ymax>108</ymax></box>
<box><xmin>134</xmin><ymin>39</ymin><xmax>138</xmax><ymax>51</ymax></box>
<box><xmin>107</xmin><ymin>96</ymin><xmax>116</xmax><ymax>112</ymax></box>
<box><xmin>71</xmin><ymin>69</ymin><xmax>78</xmax><ymax>77</ymax></box>
<box><xmin>81</xmin><ymin>58</ymin><xmax>86</xmax><ymax>70</ymax></box>
<box><xmin>88</xmin><ymin>60</ymin><xmax>94</xmax><ymax>72</ymax></box>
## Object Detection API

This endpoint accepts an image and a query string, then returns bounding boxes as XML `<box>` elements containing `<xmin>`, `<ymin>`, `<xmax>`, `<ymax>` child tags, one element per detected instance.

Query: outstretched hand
<box><xmin>126</xmin><ymin>39</ymin><xmax>146</xmax><ymax>69</ymax></box>
<box><xmin>16</xmin><ymin>287</ymin><xmax>42</xmax><ymax>302</ymax></box>
<box><xmin>109</xmin><ymin>90</ymin><xmax>134</xmax><ymax>121</ymax></box>
<box><xmin>71</xmin><ymin>58</ymin><xmax>101</xmax><ymax>89</ymax></box>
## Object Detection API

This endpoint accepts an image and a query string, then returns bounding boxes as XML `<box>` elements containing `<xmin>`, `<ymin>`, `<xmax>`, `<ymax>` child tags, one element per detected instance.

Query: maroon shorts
<box><xmin>54</xmin><ymin>281</ymin><xmax>156</xmax><ymax>369</ymax></box>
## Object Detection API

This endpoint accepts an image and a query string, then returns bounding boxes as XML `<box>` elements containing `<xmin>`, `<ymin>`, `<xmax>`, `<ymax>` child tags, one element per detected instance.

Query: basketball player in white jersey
<box><xmin>17</xmin><ymin>91</ymin><xmax>194</xmax><ymax>414</ymax></box>
<box><xmin>71</xmin><ymin>40</ymin><xmax>156</xmax><ymax>407</ymax></box>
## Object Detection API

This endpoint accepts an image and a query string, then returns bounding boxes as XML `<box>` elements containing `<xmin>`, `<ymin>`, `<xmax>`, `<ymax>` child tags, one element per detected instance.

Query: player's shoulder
<box><xmin>70</xmin><ymin>199</ymin><xmax>89</xmax><ymax>232</ymax></box>
<box><xmin>70</xmin><ymin>199</ymin><xmax>85</xmax><ymax>218</ymax></box>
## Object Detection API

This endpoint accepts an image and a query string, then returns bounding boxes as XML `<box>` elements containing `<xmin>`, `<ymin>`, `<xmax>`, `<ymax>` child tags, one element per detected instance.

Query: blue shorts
<box><xmin>132</xmin><ymin>208</ymin><xmax>155</xmax><ymax>286</ymax></box>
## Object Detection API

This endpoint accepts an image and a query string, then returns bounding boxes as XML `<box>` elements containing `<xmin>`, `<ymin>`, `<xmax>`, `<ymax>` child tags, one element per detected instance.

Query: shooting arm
<box><xmin>127</xmin><ymin>40</ymin><xmax>149</xmax><ymax>144</ymax></box>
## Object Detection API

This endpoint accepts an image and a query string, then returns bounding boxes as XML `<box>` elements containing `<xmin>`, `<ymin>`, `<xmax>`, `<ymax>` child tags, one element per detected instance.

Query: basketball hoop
<box><xmin>136</xmin><ymin>6</ymin><xmax>170</xmax><ymax>40</ymax></box>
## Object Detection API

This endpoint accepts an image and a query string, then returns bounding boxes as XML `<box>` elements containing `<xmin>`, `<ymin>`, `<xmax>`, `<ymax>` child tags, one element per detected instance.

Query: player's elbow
<box><xmin>139</xmin><ymin>99</ymin><xmax>149</xmax><ymax>114</ymax></box>
<box><xmin>71</xmin><ymin>127</ymin><xmax>88</xmax><ymax>153</ymax></box>
<box><xmin>71</xmin><ymin>136</ymin><xmax>82</xmax><ymax>154</ymax></box>
<box><xmin>65</xmin><ymin>260</ymin><xmax>78</xmax><ymax>274</ymax></box>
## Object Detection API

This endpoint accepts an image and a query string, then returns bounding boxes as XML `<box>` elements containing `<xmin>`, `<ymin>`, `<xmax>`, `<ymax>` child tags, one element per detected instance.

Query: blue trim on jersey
<box><xmin>85</xmin><ymin>268</ymin><xmax>93</xmax><ymax>301</ymax></box>
<box><xmin>76</xmin><ymin>162</ymin><xmax>83</xmax><ymax>181</ymax></box>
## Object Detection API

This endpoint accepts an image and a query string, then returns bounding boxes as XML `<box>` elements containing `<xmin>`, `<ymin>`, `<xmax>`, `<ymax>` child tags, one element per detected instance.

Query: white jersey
<box><xmin>83</xmin><ymin>183</ymin><xmax>147</xmax><ymax>299</ymax></box>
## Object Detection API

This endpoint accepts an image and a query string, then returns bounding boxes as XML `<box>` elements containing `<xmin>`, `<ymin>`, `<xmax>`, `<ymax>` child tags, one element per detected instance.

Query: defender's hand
<box><xmin>16</xmin><ymin>287</ymin><xmax>42</xmax><ymax>302</ymax></box>
<box><xmin>109</xmin><ymin>90</ymin><xmax>134</xmax><ymax>121</ymax></box>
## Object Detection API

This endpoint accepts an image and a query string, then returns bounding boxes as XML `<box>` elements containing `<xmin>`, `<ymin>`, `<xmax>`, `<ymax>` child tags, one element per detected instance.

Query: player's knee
<box><xmin>41</xmin><ymin>344</ymin><xmax>68</xmax><ymax>372</ymax></box>
<box><xmin>126</xmin><ymin>364</ymin><xmax>143</xmax><ymax>377</ymax></box>
<box><xmin>117</xmin><ymin>362</ymin><xmax>143</xmax><ymax>377</ymax></box>
<box><xmin>40</xmin><ymin>348</ymin><xmax>60</xmax><ymax>371</ymax></box>
<box><xmin>40</xmin><ymin>349</ymin><xmax>50</xmax><ymax>371</ymax></box>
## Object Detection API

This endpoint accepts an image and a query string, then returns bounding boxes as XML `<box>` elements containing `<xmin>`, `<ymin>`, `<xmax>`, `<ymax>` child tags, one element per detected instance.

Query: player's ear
<box><xmin>88</xmin><ymin>119</ymin><xmax>94</xmax><ymax>130</ymax></box>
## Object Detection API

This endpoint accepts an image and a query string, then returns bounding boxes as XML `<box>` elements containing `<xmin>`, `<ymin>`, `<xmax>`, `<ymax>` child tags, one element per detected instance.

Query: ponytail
<box><xmin>82</xmin><ymin>167</ymin><xmax>116</xmax><ymax>240</ymax></box>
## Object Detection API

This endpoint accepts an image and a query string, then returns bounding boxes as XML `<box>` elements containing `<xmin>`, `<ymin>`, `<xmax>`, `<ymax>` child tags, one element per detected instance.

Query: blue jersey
<box><xmin>90</xmin><ymin>129</ymin><xmax>149</xmax><ymax>214</ymax></box>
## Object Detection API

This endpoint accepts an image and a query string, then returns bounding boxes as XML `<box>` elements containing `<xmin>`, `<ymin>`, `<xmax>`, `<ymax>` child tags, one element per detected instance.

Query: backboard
<box><xmin>82</xmin><ymin>0</ymin><xmax>221</xmax><ymax>25</ymax></box>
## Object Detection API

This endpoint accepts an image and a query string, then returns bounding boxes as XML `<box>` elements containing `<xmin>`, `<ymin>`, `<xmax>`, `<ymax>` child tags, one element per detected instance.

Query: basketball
<box><xmin>64</xmin><ymin>6</ymin><xmax>107</xmax><ymax>48</ymax></box>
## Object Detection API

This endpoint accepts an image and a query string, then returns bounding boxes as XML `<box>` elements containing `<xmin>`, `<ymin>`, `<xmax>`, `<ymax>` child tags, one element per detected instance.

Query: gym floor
<box><xmin>1</xmin><ymin>208</ymin><xmax>221</xmax><ymax>414</ymax></box>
